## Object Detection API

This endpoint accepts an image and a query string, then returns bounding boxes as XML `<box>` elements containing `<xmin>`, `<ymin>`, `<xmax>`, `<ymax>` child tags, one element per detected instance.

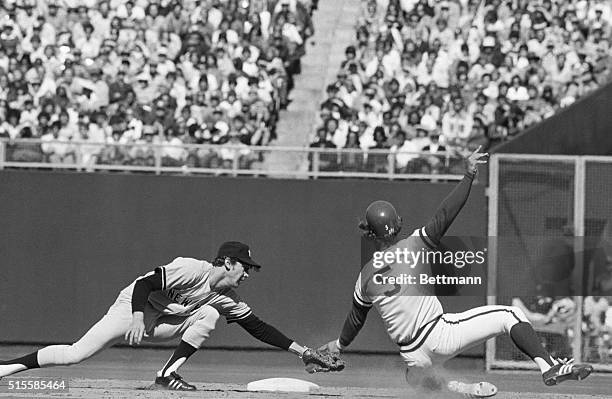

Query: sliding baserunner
<box><xmin>319</xmin><ymin>147</ymin><xmax>592</xmax><ymax>397</ymax></box>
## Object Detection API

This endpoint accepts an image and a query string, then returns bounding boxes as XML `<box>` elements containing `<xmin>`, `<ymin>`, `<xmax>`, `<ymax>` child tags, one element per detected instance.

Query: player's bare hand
<box><xmin>318</xmin><ymin>339</ymin><xmax>341</xmax><ymax>354</ymax></box>
<box><xmin>125</xmin><ymin>312</ymin><xmax>146</xmax><ymax>346</ymax></box>
<box><xmin>466</xmin><ymin>145</ymin><xmax>488</xmax><ymax>174</ymax></box>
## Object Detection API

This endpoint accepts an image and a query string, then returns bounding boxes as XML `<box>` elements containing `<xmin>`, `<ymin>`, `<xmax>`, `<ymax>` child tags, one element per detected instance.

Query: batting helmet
<box><xmin>359</xmin><ymin>200</ymin><xmax>402</xmax><ymax>239</ymax></box>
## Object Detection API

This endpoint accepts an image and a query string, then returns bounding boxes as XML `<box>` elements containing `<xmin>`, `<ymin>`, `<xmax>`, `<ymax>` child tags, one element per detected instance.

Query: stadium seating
<box><xmin>315</xmin><ymin>0</ymin><xmax>612</xmax><ymax>174</ymax></box>
<box><xmin>0</xmin><ymin>0</ymin><xmax>316</xmax><ymax>169</ymax></box>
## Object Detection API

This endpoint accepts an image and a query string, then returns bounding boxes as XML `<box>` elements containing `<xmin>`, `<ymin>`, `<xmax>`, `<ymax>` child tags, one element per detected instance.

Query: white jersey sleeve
<box><xmin>353</xmin><ymin>272</ymin><xmax>373</xmax><ymax>308</ymax></box>
<box><xmin>155</xmin><ymin>257</ymin><xmax>206</xmax><ymax>291</ymax></box>
<box><xmin>209</xmin><ymin>288</ymin><xmax>253</xmax><ymax>323</ymax></box>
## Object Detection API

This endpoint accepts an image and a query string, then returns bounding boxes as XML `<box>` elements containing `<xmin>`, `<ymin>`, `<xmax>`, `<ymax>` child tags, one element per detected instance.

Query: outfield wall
<box><xmin>0</xmin><ymin>171</ymin><xmax>486</xmax><ymax>355</ymax></box>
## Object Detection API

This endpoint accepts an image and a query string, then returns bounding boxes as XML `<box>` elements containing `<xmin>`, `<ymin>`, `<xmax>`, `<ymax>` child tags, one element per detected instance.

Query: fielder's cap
<box><xmin>217</xmin><ymin>241</ymin><xmax>261</xmax><ymax>269</ymax></box>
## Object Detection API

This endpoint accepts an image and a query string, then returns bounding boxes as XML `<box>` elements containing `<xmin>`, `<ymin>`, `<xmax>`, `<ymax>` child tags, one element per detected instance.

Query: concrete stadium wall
<box><xmin>0</xmin><ymin>171</ymin><xmax>486</xmax><ymax>355</ymax></box>
<box><xmin>495</xmin><ymin>81</ymin><xmax>612</xmax><ymax>155</ymax></box>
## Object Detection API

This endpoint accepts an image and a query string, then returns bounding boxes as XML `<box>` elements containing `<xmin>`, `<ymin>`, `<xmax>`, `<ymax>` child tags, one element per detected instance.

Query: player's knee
<box><xmin>201</xmin><ymin>306</ymin><xmax>220</xmax><ymax>326</ymax></box>
<box><xmin>63</xmin><ymin>345</ymin><xmax>89</xmax><ymax>365</ymax></box>
<box><xmin>402</xmin><ymin>354</ymin><xmax>433</xmax><ymax>369</ymax></box>
<box><xmin>184</xmin><ymin>306</ymin><xmax>220</xmax><ymax>347</ymax></box>
<box><xmin>508</xmin><ymin>306</ymin><xmax>528</xmax><ymax>324</ymax></box>
<box><xmin>191</xmin><ymin>305</ymin><xmax>220</xmax><ymax>326</ymax></box>
<box><xmin>497</xmin><ymin>306</ymin><xmax>528</xmax><ymax>332</ymax></box>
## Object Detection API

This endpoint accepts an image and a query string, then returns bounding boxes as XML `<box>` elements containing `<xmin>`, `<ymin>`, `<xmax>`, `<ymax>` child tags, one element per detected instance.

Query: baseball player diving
<box><xmin>0</xmin><ymin>241</ymin><xmax>343</xmax><ymax>390</ymax></box>
<box><xmin>319</xmin><ymin>147</ymin><xmax>593</xmax><ymax>397</ymax></box>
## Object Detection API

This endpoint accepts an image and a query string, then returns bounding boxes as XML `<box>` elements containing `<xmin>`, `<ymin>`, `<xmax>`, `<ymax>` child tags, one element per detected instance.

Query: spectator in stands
<box><xmin>389</xmin><ymin>130</ymin><xmax>421</xmax><ymax>173</ymax></box>
<box><xmin>130</xmin><ymin>126</ymin><xmax>157</xmax><ymax>167</ymax></box>
<box><xmin>441</xmin><ymin>97</ymin><xmax>473</xmax><ymax>148</ymax></box>
<box><xmin>309</xmin><ymin>127</ymin><xmax>336</xmax><ymax>171</ymax></box>
<box><xmin>316</xmin><ymin>0</ymin><xmax>612</xmax><ymax>167</ymax></box>
<box><xmin>162</xmin><ymin>126</ymin><xmax>186</xmax><ymax>167</ymax></box>
<box><xmin>583</xmin><ymin>295</ymin><xmax>611</xmax><ymax>363</ymax></box>
<box><xmin>365</xmin><ymin>125</ymin><xmax>389</xmax><ymax>173</ymax></box>
<box><xmin>41</xmin><ymin>121</ymin><xmax>75</xmax><ymax>164</ymax></box>
<box><xmin>8</xmin><ymin>126</ymin><xmax>43</xmax><ymax>163</ymax></box>
<box><xmin>0</xmin><ymin>109</ymin><xmax>21</xmax><ymax>139</ymax></box>
<box><xmin>78</xmin><ymin>120</ymin><xmax>103</xmax><ymax>169</ymax></box>
<box><xmin>0</xmin><ymin>0</ymin><xmax>315</xmax><ymax>171</ymax></box>
<box><xmin>421</xmin><ymin>132</ymin><xmax>447</xmax><ymax>174</ymax></box>
<box><xmin>340</xmin><ymin>128</ymin><xmax>363</xmax><ymax>172</ymax></box>
<box><xmin>219</xmin><ymin>130</ymin><xmax>254</xmax><ymax>170</ymax></box>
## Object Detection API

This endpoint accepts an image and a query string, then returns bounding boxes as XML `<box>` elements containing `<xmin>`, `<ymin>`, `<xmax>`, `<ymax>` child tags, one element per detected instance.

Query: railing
<box><xmin>0</xmin><ymin>139</ymin><xmax>466</xmax><ymax>180</ymax></box>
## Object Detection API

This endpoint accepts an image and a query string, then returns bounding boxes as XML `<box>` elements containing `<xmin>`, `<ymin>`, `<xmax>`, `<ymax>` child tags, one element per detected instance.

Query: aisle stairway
<box><xmin>262</xmin><ymin>0</ymin><xmax>361</xmax><ymax>177</ymax></box>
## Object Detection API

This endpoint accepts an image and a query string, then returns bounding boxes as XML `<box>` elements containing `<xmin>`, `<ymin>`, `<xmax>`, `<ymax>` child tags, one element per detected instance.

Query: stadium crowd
<box><xmin>312</xmin><ymin>0</ymin><xmax>612</xmax><ymax>174</ymax></box>
<box><xmin>0</xmin><ymin>0</ymin><xmax>315</xmax><ymax>169</ymax></box>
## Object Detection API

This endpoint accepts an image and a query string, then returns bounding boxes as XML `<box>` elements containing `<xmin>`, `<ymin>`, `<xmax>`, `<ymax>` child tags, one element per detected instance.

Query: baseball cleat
<box><xmin>542</xmin><ymin>358</ymin><xmax>593</xmax><ymax>386</ymax></box>
<box><xmin>447</xmin><ymin>381</ymin><xmax>498</xmax><ymax>398</ymax></box>
<box><xmin>151</xmin><ymin>371</ymin><xmax>196</xmax><ymax>390</ymax></box>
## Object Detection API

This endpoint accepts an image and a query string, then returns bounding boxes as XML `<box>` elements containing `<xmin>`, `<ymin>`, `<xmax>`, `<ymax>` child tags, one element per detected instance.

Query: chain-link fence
<box><xmin>488</xmin><ymin>154</ymin><xmax>612</xmax><ymax>372</ymax></box>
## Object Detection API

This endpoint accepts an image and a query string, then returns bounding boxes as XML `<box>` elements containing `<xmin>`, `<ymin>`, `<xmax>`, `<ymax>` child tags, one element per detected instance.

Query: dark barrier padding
<box><xmin>495</xmin><ymin>81</ymin><xmax>612</xmax><ymax>155</ymax></box>
<box><xmin>0</xmin><ymin>171</ymin><xmax>486</xmax><ymax>354</ymax></box>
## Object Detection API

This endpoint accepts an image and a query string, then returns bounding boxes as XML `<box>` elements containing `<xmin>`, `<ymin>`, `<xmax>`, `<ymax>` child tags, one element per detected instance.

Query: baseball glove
<box><xmin>302</xmin><ymin>348</ymin><xmax>345</xmax><ymax>373</ymax></box>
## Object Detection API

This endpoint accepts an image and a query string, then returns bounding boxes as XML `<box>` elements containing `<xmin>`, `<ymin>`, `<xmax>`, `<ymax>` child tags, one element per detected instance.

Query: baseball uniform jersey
<box><xmin>354</xmin><ymin>227</ymin><xmax>443</xmax><ymax>350</ymax></box>
<box><xmin>119</xmin><ymin>257</ymin><xmax>252</xmax><ymax>323</ymax></box>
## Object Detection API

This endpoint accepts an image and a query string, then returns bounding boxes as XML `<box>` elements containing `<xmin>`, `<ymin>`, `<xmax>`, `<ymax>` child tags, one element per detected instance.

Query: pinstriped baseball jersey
<box><xmin>118</xmin><ymin>257</ymin><xmax>252</xmax><ymax>322</ymax></box>
<box><xmin>354</xmin><ymin>228</ymin><xmax>443</xmax><ymax>346</ymax></box>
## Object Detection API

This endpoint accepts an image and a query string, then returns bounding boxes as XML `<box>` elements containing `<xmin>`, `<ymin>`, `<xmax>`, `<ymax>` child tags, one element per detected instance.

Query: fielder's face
<box><xmin>226</xmin><ymin>260</ymin><xmax>251</xmax><ymax>288</ymax></box>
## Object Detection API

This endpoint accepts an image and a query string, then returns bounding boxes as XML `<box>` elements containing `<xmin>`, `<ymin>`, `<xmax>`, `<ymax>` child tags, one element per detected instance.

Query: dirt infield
<box><xmin>0</xmin><ymin>346</ymin><xmax>610</xmax><ymax>398</ymax></box>
<box><xmin>0</xmin><ymin>378</ymin><xmax>609</xmax><ymax>399</ymax></box>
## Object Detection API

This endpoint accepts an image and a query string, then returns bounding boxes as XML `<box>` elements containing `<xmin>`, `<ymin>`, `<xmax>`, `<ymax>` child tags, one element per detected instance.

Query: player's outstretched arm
<box><xmin>423</xmin><ymin>146</ymin><xmax>488</xmax><ymax>246</ymax></box>
<box><xmin>236</xmin><ymin>314</ymin><xmax>344</xmax><ymax>373</ymax></box>
<box><xmin>319</xmin><ymin>299</ymin><xmax>371</xmax><ymax>355</ymax></box>
<box><xmin>237</xmin><ymin>313</ymin><xmax>295</xmax><ymax>350</ymax></box>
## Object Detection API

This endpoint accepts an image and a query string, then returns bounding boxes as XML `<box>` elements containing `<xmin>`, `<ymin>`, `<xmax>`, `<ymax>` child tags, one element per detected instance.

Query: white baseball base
<box><xmin>247</xmin><ymin>378</ymin><xmax>320</xmax><ymax>392</ymax></box>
